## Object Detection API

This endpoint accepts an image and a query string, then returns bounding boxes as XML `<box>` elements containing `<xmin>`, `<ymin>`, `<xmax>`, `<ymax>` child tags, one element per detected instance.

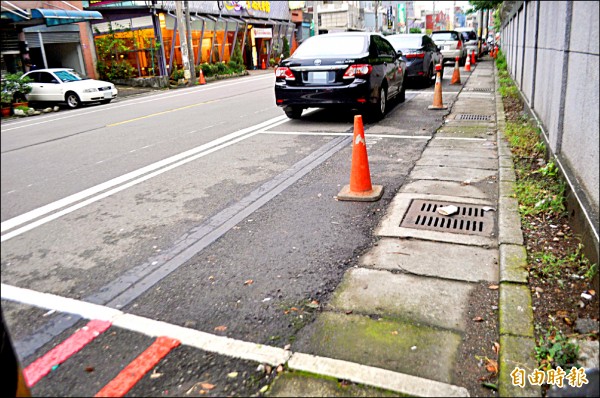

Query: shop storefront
<box><xmin>85</xmin><ymin>1</ymin><xmax>294</xmax><ymax>80</ymax></box>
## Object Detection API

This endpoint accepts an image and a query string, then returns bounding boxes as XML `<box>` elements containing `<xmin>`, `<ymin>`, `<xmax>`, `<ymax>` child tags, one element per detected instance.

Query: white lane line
<box><xmin>1</xmin><ymin>74</ymin><xmax>274</xmax><ymax>132</ymax></box>
<box><xmin>1</xmin><ymin>115</ymin><xmax>287</xmax><ymax>236</ymax></box>
<box><xmin>261</xmin><ymin>131</ymin><xmax>431</xmax><ymax>140</ymax></box>
<box><xmin>1</xmin><ymin>118</ymin><xmax>290</xmax><ymax>243</ymax></box>
<box><xmin>1</xmin><ymin>283</ymin><xmax>468</xmax><ymax>397</ymax></box>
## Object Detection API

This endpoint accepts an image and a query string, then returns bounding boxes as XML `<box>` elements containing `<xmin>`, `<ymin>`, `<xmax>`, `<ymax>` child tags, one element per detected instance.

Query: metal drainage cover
<box><xmin>400</xmin><ymin>199</ymin><xmax>495</xmax><ymax>236</ymax></box>
<box><xmin>466</xmin><ymin>88</ymin><xmax>494</xmax><ymax>92</ymax></box>
<box><xmin>456</xmin><ymin>114</ymin><xmax>492</xmax><ymax>121</ymax></box>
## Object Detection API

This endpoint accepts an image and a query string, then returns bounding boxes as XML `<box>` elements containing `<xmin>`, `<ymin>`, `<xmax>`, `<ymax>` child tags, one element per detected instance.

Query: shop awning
<box><xmin>1</xmin><ymin>8</ymin><xmax>103</xmax><ymax>27</ymax></box>
<box><xmin>31</xmin><ymin>9</ymin><xmax>103</xmax><ymax>26</ymax></box>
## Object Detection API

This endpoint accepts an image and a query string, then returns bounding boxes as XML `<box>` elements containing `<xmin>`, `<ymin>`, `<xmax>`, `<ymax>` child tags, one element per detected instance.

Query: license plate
<box><xmin>103</xmin><ymin>91</ymin><xmax>112</xmax><ymax>99</ymax></box>
<box><xmin>310</xmin><ymin>72</ymin><xmax>328</xmax><ymax>83</ymax></box>
<box><xmin>444</xmin><ymin>46</ymin><xmax>450</xmax><ymax>51</ymax></box>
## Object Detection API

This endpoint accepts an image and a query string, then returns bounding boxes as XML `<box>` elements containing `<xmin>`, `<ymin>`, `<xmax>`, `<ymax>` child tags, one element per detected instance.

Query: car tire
<box><xmin>283</xmin><ymin>106</ymin><xmax>302</xmax><ymax>119</ymax></box>
<box><xmin>399</xmin><ymin>75</ymin><xmax>406</xmax><ymax>103</ymax></box>
<box><xmin>370</xmin><ymin>86</ymin><xmax>387</xmax><ymax>120</ymax></box>
<box><xmin>65</xmin><ymin>92</ymin><xmax>81</xmax><ymax>109</ymax></box>
<box><xmin>459</xmin><ymin>57</ymin><xmax>466</xmax><ymax>67</ymax></box>
<box><xmin>424</xmin><ymin>64</ymin><xmax>434</xmax><ymax>87</ymax></box>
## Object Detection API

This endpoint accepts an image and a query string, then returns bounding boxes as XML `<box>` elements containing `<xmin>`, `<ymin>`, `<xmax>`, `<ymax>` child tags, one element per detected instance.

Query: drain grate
<box><xmin>455</xmin><ymin>114</ymin><xmax>492</xmax><ymax>121</ymax></box>
<box><xmin>466</xmin><ymin>88</ymin><xmax>494</xmax><ymax>92</ymax></box>
<box><xmin>400</xmin><ymin>199</ymin><xmax>495</xmax><ymax>236</ymax></box>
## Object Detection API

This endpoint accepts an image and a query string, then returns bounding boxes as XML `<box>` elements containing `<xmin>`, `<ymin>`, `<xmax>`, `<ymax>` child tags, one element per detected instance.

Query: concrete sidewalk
<box><xmin>267</xmin><ymin>58</ymin><xmax>539</xmax><ymax>397</ymax></box>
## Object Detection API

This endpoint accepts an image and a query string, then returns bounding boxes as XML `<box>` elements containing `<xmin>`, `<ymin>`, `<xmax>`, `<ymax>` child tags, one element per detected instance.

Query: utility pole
<box><xmin>313</xmin><ymin>1</ymin><xmax>319</xmax><ymax>35</ymax></box>
<box><xmin>374</xmin><ymin>0</ymin><xmax>379</xmax><ymax>32</ymax></box>
<box><xmin>184</xmin><ymin>1</ymin><xmax>196</xmax><ymax>85</ymax></box>
<box><xmin>175</xmin><ymin>1</ymin><xmax>191</xmax><ymax>82</ymax></box>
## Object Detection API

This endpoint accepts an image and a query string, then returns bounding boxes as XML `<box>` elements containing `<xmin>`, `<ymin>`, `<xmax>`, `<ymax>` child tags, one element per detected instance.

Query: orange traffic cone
<box><xmin>450</xmin><ymin>56</ymin><xmax>461</xmax><ymax>85</ymax></box>
<box><xmin>337</xmin><ymin>115</ymin><xmax>384</xmax><ymax>202</ymax></box>
<box><xmin>261</xmin><ymin>58</ymin><xmax>266</xmax><ymax>70</ymax></box>
<box><xmin>471</xmin><ymin>50</ymin><xmax>477</xmax><ymax>65</ymax></box>
<box><xmin>428</xmin><ymin>64</ymin><xmax>448</xmax><ymax>110</ymax></box>
<box><xmin>464</xmin><ymin>51</ymin><xmax>471</xmax><ymax>72</ymax></box>
<box><xmin>198</xmin><ymin>69</ymin><xmax>206</xmax><ymax>85</ymax></box>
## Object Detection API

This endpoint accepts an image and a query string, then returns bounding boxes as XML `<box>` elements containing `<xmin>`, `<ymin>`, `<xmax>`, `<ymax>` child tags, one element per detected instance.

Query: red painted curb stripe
<box><xmin>23</xmin><ymin>319</ymin><xmax>112</xmax><ymax>387</ymax></box>
<box><xmin>94</xmin><ymin>336</ymin><xmax>180</xmax><ymax>397</ymax></box>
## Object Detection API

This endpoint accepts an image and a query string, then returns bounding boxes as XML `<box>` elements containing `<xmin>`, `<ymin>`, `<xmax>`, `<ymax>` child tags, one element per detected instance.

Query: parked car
<box><xmin>455</xmin><ymin>27</ymin><xmax>481</xmax><ymax>59</ymax></box>
<box><xmin>430</xmin><ymin>30</ymin><xmax>467</xmax><ymax>66</ymax></box>
<box><xmin>21</xmin><ymin>68</ymin><xmax>118</xmax><ymax>109</ymax></box>
<box><xmin>274</xmin><ymin>32</ymin><xmax>406</xmax><ymax>120</ymax></box>
<box><xmin>386</xmin><ymin>33</ymin><xmax>444</xmax><ymax>86</ymax></box>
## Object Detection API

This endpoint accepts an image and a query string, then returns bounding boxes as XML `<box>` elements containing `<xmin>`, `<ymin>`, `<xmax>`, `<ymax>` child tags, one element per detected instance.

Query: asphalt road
<box><xmin>1</xmin><ymin>72</ymin><xmax>460</xmax><ymax>396</ymax></box>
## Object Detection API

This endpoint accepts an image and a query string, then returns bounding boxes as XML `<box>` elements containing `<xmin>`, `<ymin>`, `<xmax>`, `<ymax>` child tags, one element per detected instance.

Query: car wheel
<box><xmin>283</xmin><ymin>106</ymin><xmax>302</xmax><ymax>119</ymax></box>
<box><xmin>459</xmin><ymin>57</ymin><xmax>466</xmax><ymax>67</ymax></box>
<box><xmin>65</xmin><ymin>92</ymin><xmax>81</xmax><ymax>109</ymax></box>
<box><xmin>399</xmin><ymin>74</ymin><xmax>406</xmax><ymax>103</ymax></box>
<box><xmin>370</xmin><ymin>86</ymin><xmax>387</xmax><ymax>120</ymax></box>
<box><xmin>425</xmin><ymin>64</ymin><xmax>434</xmax><ymax>87</ymax></box>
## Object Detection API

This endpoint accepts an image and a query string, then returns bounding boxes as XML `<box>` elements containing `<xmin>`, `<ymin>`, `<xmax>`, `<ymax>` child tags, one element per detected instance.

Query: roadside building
<box><xmin>85</xmin><ymin>1</ymin><xmax>294</xmax><ymax>79</ymax></box>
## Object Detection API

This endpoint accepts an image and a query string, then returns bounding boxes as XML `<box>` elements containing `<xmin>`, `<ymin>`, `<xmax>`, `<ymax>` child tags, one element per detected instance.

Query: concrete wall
<box><xmin>501</xmin><ymin>0</ymin><xmax>599</xmax><ymax>250</ymax></box>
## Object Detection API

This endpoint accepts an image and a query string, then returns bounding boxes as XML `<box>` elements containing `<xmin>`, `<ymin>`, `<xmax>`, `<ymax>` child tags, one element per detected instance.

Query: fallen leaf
<box><xmin>589</xmin><ymin>290</ymin><xmax>596</xmax><ymax>296</ymax></box>
<box><xmin>244</xmin><ymin>279</ymin><xmax>254</xmax><ymax>285</ymax></box>
<box><xmin>564</xmin><ymin>317</ymin><xmax>573</xmax><ymax>326</ymax></box>
<box><xmin>227</xmin><ymin>372</ymin><xmax>238</xmax><ymax>378</ymax></box>
<box><xmin>290</xmin><ymin>307</ymin><xmax>299</xmax><ymax>312</ymax></box>
<box><xmin>259</xmin><ymin>385</ymin><xmax>269</xmax><ymax>393</ymax></box>
<box><xmin>492</xmin><ymin>342</ymin><xmax>500</xmax><ymax>354</ymax></box>
<box><xmin>391</xmin><ymin>330</ymin><xmax>398</xmax><ymax>335</ymax></box>
<box><xmin>488</xmin><ymin>284</ymin><xmax>499</xmax><ymax>290</ymax></box>
<box><xmin>482</xmin><ymin>382</ymin><xmax>498</xmax><ymax>390</ymax></box>
<box><xmin>486</xmin><ymin>359</ymin><xmax>498</xmax><ymax>374</ymax></box>
<box><xmin>214</xmin><ymin>325</ymin><xmax>227</xmax><ymax>332</ymax></box>
<box><xmin>200</xmin><ymin>383</ymin><xmax>215</xmax><ymax>390</ymax></box>
<box><xmin>306</xmin><ymin>300</ymin><xmax>319</xmax><ymax>309</ymax></box>
<box><xmin>199</xmin><ymin>390</ymin><xmax>207</xmax><ymax>395</ymax></box>
<box><xmin>556</xmin><ymin>310</ymin><xmax>568</xmax><ymax>318</ymax></box>
<box><xmin>473</xmin><ymin>316</ymin><xmax>484</xmax><ymax>322</ymax></box>
<box><xmin>345</xmin><ymin>310</ymin><xmax>353</xmax><ymax>315</ymax></box>
<box><xmin>85</xmin><ymin>366</ymin><xmax>95</xmax><ymax>373</ymax></box>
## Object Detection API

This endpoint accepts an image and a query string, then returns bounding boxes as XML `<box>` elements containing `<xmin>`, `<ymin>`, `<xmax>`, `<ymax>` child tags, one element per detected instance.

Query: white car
<box><xmin>22</xmin><ymin>68</ymin><xmax>118</xmax><ymax>108</ymax></box>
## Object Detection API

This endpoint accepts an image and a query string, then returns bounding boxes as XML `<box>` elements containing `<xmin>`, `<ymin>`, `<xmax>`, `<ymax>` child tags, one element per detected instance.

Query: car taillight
<box><xmin>457</xmin><ymin>40</ymin><xmax>462</xmax><ymax>49</ymax></box>
<box><xmin>343</xmin><ymin>64</ymin><xmax>372</xmax><ymax>79</ymax></box>
<box><xmin>406</xmin><ymin>51</ymin><xmax>426</xmax><ymax>59</ymax></box>
<box><xmin>275</xmin><ymin>67</ymin><xmax>295</xmax><ymax>80</ymax></box>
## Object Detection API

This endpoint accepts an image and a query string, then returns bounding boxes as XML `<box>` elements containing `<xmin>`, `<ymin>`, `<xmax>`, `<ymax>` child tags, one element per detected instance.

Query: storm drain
<box><xmin>400</xmin><ymin>199</ymin><xmax>495</xmax><ymax>236</ymax></box>
<box><xmin>465</xmin><ymin>88</ymin><xmax>494</xmax><ymax>92</ymax></box>
<box><xmin>455</xmin><ymin>114</ymin><xmax>492</xmax><ymax>121</ymax></box>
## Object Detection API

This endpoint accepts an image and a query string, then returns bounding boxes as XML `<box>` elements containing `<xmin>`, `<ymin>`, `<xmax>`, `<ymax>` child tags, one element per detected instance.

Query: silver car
<box><xmin>456</xmin><ymin>28</ymin><xmax>481</xmax><ymax>60</ymax></box>
<box><xmin>430</xmin><ymin>30</ymin><xmax>467</xmax><ymax>66</ymax></box>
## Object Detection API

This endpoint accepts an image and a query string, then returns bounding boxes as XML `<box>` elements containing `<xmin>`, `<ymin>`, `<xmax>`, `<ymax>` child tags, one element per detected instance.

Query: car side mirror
<box><xmin>396</xmin><ymin>50</ymin><xmax>403</xmax><ymax>57</ymax></box>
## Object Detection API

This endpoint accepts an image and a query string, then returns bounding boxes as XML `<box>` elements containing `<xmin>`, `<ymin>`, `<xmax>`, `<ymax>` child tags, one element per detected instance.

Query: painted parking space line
<box><xmin>260</xmin><ymin>131</ymin><xmax>432</xmax><ymax>139</ymax></box>
<box><xmin>2</xmin><ymin>283</ymin><xmax>468</xmax><ymax>397</ymax></box>
<box><xmin>94</xmin><ymin>336</ymin><xmax>181</xmax><ymax>397</ymax></box>
<box><xmin>23</xmin><ymin>319</ymin><xmax>112</xmax><ymax>387</ymax></box>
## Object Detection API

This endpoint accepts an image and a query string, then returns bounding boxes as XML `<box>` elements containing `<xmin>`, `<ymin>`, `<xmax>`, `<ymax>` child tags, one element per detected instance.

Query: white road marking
<box><xmin>0</xmin><ymin>283</ymin><xmax>468</xmax><ymax>397</ymax></box>
<box><xmin>261</xmin><ymin>131</ymin><xmax>431</xmax><ymax>140</ymax></box>
<box><xmin>1</xmin><ymin>115</ymin><xmax>287</xmax><ymax>237</ymax></box>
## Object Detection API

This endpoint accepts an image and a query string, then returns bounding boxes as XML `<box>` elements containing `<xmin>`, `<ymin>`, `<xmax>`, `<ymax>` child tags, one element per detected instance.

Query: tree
<box><xmin>468</xmin><ymin>0</ymin><xmax>503</xmax><ymax>12</ymax></box>
<box><xmin>409</xmin><ymin>27</ymin><xmax>422</xmax><ymax>33</ymax></box>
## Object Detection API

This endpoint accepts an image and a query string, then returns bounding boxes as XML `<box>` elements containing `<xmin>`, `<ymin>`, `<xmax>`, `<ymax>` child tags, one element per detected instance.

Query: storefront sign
<box><xmin>225</xmin><ymin>1</ymin><xmax>271</xmax><ymax>13</ymax></box>
<box><xmin>253</xmin><ymin>28</ymin><xmax>272</xmax><ymax>38</ymax></box>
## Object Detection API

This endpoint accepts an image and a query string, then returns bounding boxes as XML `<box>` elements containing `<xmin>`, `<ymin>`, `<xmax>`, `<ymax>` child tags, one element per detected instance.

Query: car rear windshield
<box><xmin>431</xmin><ymin>32</ymin><xmax>459</xmax><ymax>41</ymax></box>
<box><xmin>292</xmin><ymin>35</ymin><xmax>368</xmax><ymax>58</ymax></box>
<box><xmin>387</xmin><ymin>36</ymin><xmax>422</xmax><ymax>49</ymax></box>
<box><xmin>461</xmin><ymin>31</ymin><xmax>478</xmax><ymax>41</ymax></box>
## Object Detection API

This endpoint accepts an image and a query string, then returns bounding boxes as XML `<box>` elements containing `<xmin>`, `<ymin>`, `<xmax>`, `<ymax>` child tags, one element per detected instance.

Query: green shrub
<box><xmin>215</xmin><ymin>61</ymin><xmax>229</xmax><ymax>75</ymax></box>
